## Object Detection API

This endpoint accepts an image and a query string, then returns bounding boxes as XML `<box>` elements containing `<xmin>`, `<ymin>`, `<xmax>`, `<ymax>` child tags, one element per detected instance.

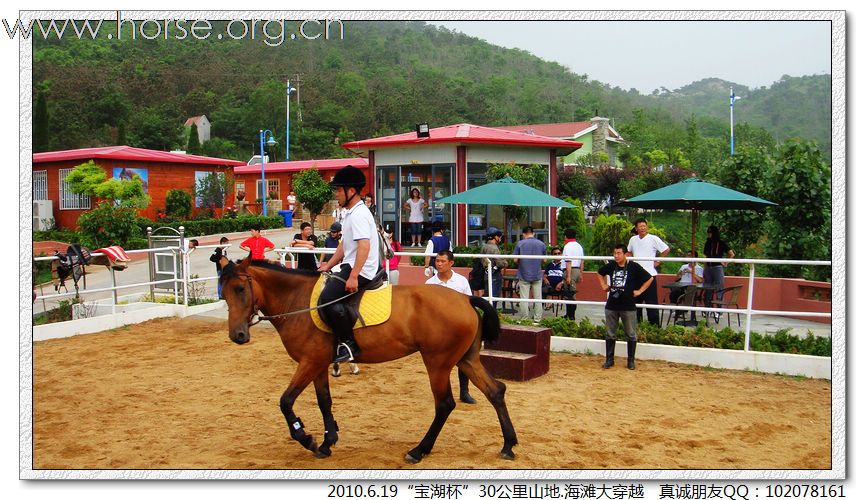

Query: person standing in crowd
<box><xmin>403</xmin><ymin>188</ymin><xmax>427</xmax><ymax>247</ymax></box>
<box><xmin>543</xmin><ymin>247</ymin><xmax>564</xmax><ymax>302</ymax></box>
<box><xmin>286</xmin><ymin>190</ymin><xmax>297</xmax><ymax>213</ymax></box>
<box><xmin>209</xmin><ymin>236</ymin><xmax>230</xmax><ymax>299</ymax></box>
<box><xmin>561</xmin><ymin>228</ymin><xmax>585</xmax><ymax>321</ymax></box>
<box><xmin>703</xmin><ymin>225</ymin><xmax>735</xmax><ymax>308</ymax></box>
<box><xmin>322</xmin><ymin>222</ymin><xmax>342</xmax><ymax>266</ymax></box>
<box><xmin>239</xmin><ymin>225</ymin><xmax>274</xmax><ymax>261</ymax></box>
<box><xmin>383</xmin><ymin>225</ymin><xmax>402</xmax><ymax>284</ymax></box>
<box><xmin>364</xmin><ymin>193</ymin><xmax>377</xmax><ymax>218</ymax></box>
<box><xmin>513</xmin><ymin>226</ymin><xmax>546</xmax><ymax>325</ymax></box>
<box><xmin>318</xmin><ymin>165</ymin><xmax>379</xmax><ymax>363</ymax></box>
<box><xmin>425</xmin><ymin>250</ymin><xmax>476</xmax><ymax>404</ymax></box>
<box><xmin>597</xmin><ymin>244</ymin><xmax>654</xmax><ymax>370</ymax></box>
<box><xmin>481</xmin><ymin>227</ymin><xmax>507</xmax><ymax>309</ymax></box>
<box><xmin>187</xmin><ymin>239</ymin><xmax>199</xmax><ymax>251</ymax></box>
<box><xmin>423</xmin><ymin>221</ymin><xmax>452</xmax><ymax>277</ymax></box>
<box><xmin>331</xmin><ymin>204</ymin><xmax>348</xmax><ymax>226</ymax></box>
<box><xmin>627</xmin><ymin>218</ymin><xmax>670</xmax><ymax>326</ymax></box>
<box><xmin>290</xmin><ymin>221</ymin><xmax>319</xmax><ymax>271</ymax></box>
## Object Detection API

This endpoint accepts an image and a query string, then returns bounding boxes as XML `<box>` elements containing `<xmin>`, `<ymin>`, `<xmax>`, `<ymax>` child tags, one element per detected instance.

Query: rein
<box><xmin>242</xmin><ymin>271</ymin><xmax>358</xmax><ymax>327</ymax></box>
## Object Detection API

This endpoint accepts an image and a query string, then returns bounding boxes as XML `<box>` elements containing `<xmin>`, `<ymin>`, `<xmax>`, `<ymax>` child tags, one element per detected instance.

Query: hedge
<box><xmin>135</xmin><ymin>215</ymin><xmax>283</xmax><ymax>238</ymax></box>
<box><xmin>501</xmin><ymin>316</ymin><xmax>830</xmax><ymax>357</ymax></box>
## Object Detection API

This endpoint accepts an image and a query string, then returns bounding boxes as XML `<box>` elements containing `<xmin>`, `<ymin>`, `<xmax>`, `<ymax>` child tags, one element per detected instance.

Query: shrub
<box><xmin>165</xmin><ymin>189</ymin><xmax>193</xmax><ymax>219</ymax></box>
<box><xmin>137</xmin><ymin>215</ymin><xmax>283</xmax><ymax>238</ymax></box>
<box><xmin>557</xmin><ymin>197</ymin><xmax>586</xmax><ymax>241</ymax></box>
<box><xmin>76</xmin><ymin>201</ymin><xmax>142</xmax><ymax>249</ymax></box>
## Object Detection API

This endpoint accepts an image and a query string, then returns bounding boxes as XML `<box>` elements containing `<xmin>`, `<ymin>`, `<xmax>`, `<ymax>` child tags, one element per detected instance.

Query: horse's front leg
<box><xmin>312</xmin><ymin>369</ymin><xmax>339</xmax><ymax>458</ymax></box>
<box><xmin>279</xmin><ymin>362</ymin><xmax>323</xmax><ymax>455</ymax></box>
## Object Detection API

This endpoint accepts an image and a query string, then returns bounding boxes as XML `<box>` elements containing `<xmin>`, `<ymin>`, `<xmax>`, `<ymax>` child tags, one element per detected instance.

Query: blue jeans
<box><xmin>216</xmin><ymin>269</ymin><xmax>223</xmax><ymax>299</ymax></box>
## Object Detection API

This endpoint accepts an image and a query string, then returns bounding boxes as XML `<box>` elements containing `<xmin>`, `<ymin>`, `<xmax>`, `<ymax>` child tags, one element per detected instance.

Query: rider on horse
<box><xmin>317</xmin><ymin>165</ymin><xmax>380</xmax><ymax>363</ymax></box>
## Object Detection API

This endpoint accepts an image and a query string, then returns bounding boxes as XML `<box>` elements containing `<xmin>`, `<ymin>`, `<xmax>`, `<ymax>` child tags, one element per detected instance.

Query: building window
<box><xmin>59</xmin><ymin>168</ymin><xmax>91</xmax><ymax>210</ymax></box>
<box><xmin>33</xmin><ymin>170</ymin><xmax>48</xmax><ymax>201</ymax></box>
<box><xmin>235</xmin><ymin>181</ymin><xmax>245</xmax><ymax>196</ymax></box>
<box><xmin>256</xmin><ymin>179</ymin><xmax>280</xmax><ymax>200</ymax></box>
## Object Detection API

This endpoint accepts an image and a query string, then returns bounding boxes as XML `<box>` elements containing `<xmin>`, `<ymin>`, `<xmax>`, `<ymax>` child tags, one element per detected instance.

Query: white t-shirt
<box><xmin>407</xmin><ymin>198</ymin><xmax>425</xmax><ymax>223</ymax></box>
<box><xmin>286</xmin><ymin>194</ymin><xmax>296</xmax><ymax>211</ymax></box>
<box><xmin>677</xmin><ymin>263</ymin><xmax>704</xmax><ymax>284</ymax></box>
<box><xmin>340</xmin><ymin>200</ymin><xmax>380</xmax><ymax>280</ymax></box>
<box><xmin>425</xmin><ymin>271</ymin><xmax>472</xmax><ymax>296</ymax></box>
<box><xmin>332</xmin><ymin>206</ymin><xmax>348</xmax><ymax>223</ymax></box>
<box><xmin>627</xmin><ymin>234</ymin><xmax>670</xmax><ymax>277</ymax></box>
<box><xmin>561</xmin><ymin>240</ymin><xmax>584</xmax><ymax>271</ymax></box>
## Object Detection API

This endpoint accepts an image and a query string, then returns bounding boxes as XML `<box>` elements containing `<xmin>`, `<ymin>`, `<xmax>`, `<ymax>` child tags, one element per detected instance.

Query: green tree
<box><xmin>292</xmin><ymin>168</ymin><xmax>333</xmax><ymax>232</ymax></box>
<box><xmin>588</xmin><ymin>214</ymin><xmax>633</xmax><ymax>258</ymax></box>
<box><xmin>65</xmin><ymin>160</ymin><xmax>149</xmax><ymax>208</ymax></box>
<box><xmin>557</xmin><ymin>168</ymin><xmax>592</xmax><ymax>204</ymax></box>
<box><xmin>556</xmin><ymin>197</ymin><xmax>586</xmax><ymax>242</ymax></box>
<box><xmin>34</xmin><ymin>90</ymin><xmax>50</xmax><ymax>152</ymax></box>
<box><xmin>762</xmin><ymin>140</ymin><xmax>831</xmax><ymax>281</ymax></box>
<box><xmin>187</xmin><ymin>122</ymin><xmax>201</xmax><ymax>154</ymax></box>
<box><xmin>165</xmin><ymin>189</ymin><xmax>193</xmax><ymax>219</ymax></box>
<box><xmin>77</xmin><ymin>202</ymin><xmax>141</xmax><ymax>249</ymax></box>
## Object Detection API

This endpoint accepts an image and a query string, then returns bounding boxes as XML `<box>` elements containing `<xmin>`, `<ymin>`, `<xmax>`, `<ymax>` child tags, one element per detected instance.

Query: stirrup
<box><xmin>334</xmin><ymin>343</ymin><xmax>356</xmax><ymax>363</ymax></box>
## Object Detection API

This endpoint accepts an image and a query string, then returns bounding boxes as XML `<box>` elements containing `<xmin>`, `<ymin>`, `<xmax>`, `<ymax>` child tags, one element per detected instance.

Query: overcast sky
<box><xmin>433</xmin><ymin>20</ymin><xmax>830</xmax><ymax>94</ymax></box>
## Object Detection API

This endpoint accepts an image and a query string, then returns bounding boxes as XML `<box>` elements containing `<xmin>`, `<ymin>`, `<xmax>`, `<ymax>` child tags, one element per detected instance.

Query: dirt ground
<box><xmin>32</xmin><ymin>317</ymin><xmax>831</xmax><ymax>470</ymax></box>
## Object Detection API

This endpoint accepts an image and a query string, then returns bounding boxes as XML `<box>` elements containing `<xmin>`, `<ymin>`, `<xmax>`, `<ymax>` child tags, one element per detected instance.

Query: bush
<box><xmin>165</xmin><ymin>189</ymin><xmax>193</xmax><ymax>219</ymax></box>
<box><xmin>557</xmin><ymin>197</ymin><xmax>586</xmax><ymax>241</ymax></box>
<box><xmin>76</xmin><ymin>201</ymin><xmax>142</xmax><ymax>249</ymax></box>
<box><xmin>137</xmin><ymin>215</ymin><xmax>283</xmax><ymax>238</ymax></box>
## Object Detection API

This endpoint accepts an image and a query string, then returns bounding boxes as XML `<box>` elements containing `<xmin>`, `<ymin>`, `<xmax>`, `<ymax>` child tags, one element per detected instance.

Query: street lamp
<box><xmin>730</xmin><ymin>86</ymin><xmax>742</xmax><ymax>155</ymax></box>
<box><xmin>286</xmin><ymin>80</ymin><xmax>296</xmax><ymax>161</ymax></box>
<box><xmin>259</xmin><ymin>129</ymin><xmax>277</xmax><ymax>216</ymax></box>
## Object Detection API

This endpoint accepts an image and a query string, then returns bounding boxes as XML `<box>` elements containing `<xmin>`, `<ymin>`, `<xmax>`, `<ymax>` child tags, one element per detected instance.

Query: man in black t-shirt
<box><xmin>291</xmin><ymin>222</ymin><xmax>320</xmax><ymax>271</ymax></box>
<box><xmin>597</xmin><ymin>244</ymin><xmax>654</xmax><ymax>370</ymax></box>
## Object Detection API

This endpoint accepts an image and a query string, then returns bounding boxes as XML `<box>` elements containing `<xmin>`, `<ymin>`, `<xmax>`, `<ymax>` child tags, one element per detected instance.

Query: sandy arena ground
<box><xmin>32</xmin><ymin>316</ymin><xmax>831</xmax><ymax>470</ymax></box>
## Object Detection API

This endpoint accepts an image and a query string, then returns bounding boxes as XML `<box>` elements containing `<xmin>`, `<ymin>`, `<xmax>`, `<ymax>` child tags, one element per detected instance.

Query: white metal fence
<box><xmin>34</xmin><ymin>243</ymin><xmax>830</xmax><ymax>354</ymax></box>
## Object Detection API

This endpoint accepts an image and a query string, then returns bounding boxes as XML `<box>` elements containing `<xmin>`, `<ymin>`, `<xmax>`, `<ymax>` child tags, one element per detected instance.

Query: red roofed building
<box><xmin>494</xmin><ymin>117</ymin><xmax>626</xmax><ymax>167</ymax></box>
<box><xmin>232</xmin><ymin>157</ymin><xmax>369</xmax><ymax>215</ymax></box>
<box><xmin>32</xmin><ymin>146</ymin><xmax>244</xmax><ymax>229</ymax></box>
<box><xmin>342</xmin><ymin>123</ymin><xmax>582</xmax><ymax>246</ymax></box>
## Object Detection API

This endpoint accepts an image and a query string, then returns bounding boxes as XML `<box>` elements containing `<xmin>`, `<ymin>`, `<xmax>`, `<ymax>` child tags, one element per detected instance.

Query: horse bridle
<box><xmin>237</xmin><ymin>270</ymin><xmax>358</xmax><ymax>328</ymax></box>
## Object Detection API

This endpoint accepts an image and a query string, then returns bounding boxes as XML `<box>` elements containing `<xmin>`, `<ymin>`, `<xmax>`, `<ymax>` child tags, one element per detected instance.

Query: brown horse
<box><xmin>219</xmin><ymin>257</ymin><xmax>518</xmax><ymax>463</ymax></box>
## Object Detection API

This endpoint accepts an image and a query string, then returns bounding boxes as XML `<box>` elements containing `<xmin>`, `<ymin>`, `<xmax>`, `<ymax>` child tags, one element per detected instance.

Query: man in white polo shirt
<box><xmin>318</xmin><ymin>165</ymin><xmax>380</xmax><ymax>363</ymax></box>
<box><xmin>627</xmin><ymin>218</ymin><xmax>670</xmax><ymax>326</ymax></box>
<box><xmin>560</xmin><ymin>228</ymin><xmax>585</xmax><ymax>321</ymax></box>
<box><xmin>425</xmin><ymin>250</ymin><xmax>475</xmax><ymax>404</ymax></box>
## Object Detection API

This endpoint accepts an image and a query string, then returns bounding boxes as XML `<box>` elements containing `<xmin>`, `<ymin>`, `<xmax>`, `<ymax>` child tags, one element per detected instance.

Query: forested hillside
<box><xmin>32</xmin><ymin>20</ymin><xmax>831</xmax><ymax>164</ymax></box>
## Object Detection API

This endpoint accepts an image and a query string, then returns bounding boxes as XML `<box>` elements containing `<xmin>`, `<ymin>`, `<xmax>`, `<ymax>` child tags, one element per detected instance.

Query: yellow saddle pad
<box><xmin>310</xmin><ymin>274</ymin><xmax>392</xmax><ymax>332</ymax></box>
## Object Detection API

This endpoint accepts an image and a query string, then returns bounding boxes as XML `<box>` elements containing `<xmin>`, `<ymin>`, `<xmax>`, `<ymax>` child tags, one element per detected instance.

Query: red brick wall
<box><xmin>35</xmin><ymin>159</ymin><xmax>233</xmax><ymax>229</ymax></box>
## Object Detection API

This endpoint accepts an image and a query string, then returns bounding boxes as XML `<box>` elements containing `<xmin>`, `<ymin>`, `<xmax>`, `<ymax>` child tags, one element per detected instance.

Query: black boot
<box><xmin>334</xmin><ymin>337</ymin><xmax>361</xmax><ymax>363</ymax></box>
<box><xmin>458</xmin><ymin>370</ymin><xmax>476</xmax><ymax>404</ymax></box>
<box><xmin>602</xmin><ymin>338</ymin><xmax>616</xmax><ymax>369</ymax></box>
<box><xmin>627</xmin><ymin>340</ymin><xmax>637</xmax><ymax>370</ymax></box>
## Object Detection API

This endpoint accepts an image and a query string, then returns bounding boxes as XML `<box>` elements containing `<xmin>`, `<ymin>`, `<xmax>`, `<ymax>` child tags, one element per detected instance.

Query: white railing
<box><xmin>34</xmin><ymin>243</ymin><xmax>831</xmax><ymax>354</ymax></box>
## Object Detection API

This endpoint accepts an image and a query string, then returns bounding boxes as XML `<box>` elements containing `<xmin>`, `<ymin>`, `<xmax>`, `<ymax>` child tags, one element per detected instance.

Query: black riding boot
<box><xmin>602</xmin><ymin>338</ymin><xmax>616</xmax><ymax>369</ymax></box>
<box><xmin>334</xmin><ymin>334</ymin><xmax>361</xmax><ymax>363</ymax></box>
<box><xmin>458</xmin><ymin>369</ymin><xmax>476</xmax><ymax>404</ymax></box>
<box><xmin>627</xmin><ymin>340</ymin><xmax>637</xmax><ymax>370</ymax></box>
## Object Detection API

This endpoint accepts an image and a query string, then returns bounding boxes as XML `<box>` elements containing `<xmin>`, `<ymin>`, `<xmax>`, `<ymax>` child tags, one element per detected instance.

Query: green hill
<box><xmin>32</xmin><ymin>21</ymin><xmax>831</xmax><ymax>161</ymax></box>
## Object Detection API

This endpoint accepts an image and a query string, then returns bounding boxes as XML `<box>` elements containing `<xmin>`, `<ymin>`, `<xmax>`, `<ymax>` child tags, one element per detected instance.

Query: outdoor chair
<box><xmin>665</xmin><ymin>285</ymin><xmax>698</xmax><ymax>327</ymax></box>
<box><xmin>710</xmin><ymin>285</ymin><xmax>744</xmax><ymax>327</ymax></box>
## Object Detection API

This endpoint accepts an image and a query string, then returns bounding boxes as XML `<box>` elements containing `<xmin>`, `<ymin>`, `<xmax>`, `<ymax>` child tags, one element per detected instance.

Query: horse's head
<box><xmin>220</xmin><ymin>257</ymin><xmax>256</xmax><ymax>345</ymax></box>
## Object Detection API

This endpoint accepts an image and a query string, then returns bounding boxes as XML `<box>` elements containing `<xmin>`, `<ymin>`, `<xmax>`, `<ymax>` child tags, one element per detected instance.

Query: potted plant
<box><xmin>268</xmin><ymin>190</ymin><xmax>279</xmax><ymax>200</ymax></box>
<box><xmin>236</xmin><ymin>190</ymin><xmax>246</xmax><ymax>201</ymax></box>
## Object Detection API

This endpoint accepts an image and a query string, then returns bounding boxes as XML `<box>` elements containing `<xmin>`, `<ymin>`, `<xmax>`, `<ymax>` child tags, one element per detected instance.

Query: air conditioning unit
<box><xmin>33</xmin><ymin>200</ymin><xmax>54</xmax><ymax>231</ymax></box>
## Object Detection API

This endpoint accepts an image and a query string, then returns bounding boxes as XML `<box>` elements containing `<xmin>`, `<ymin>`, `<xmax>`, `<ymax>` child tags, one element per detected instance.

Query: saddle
<box><xmin>53</xmin><ymin>244</ymin><xmax>92</xmax><ymax>290</ymax></box>
<box><xmin>310</xmin><ymin>271</ymin><xmax>392</xmax><ymax>333</ymax></box>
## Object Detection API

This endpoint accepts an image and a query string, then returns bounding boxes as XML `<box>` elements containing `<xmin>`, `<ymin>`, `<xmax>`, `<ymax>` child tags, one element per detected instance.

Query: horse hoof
<box><xmin>316</xmin><ymin>446</ymin><xmax>332</xmax><ymax>459</ymax></box>
<box><xmin>404</xmin><ymin>454</ymin><xmax>420</xmax><ymax>464</ymax></box>
<box><xmin>500</xmin><ymin>450</ymin><xmax>516</xmax><ymax>460</ymax></box>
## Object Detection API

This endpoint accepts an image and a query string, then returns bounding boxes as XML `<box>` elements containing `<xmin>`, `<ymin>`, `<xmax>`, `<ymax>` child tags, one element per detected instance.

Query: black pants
<box><xmin>319</xmin><ymin>265</ymin><xmax>371</xmax><ymax>343</ymax></box>
<box><xmin>634</xmin><ymin>279</ymin><xmax>660</xmax><ymax>326</ymax></box>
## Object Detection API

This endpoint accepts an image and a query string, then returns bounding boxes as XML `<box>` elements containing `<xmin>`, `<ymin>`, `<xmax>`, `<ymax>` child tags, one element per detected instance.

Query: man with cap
<box><xmin>321</xmin><ymin>221</ymin><xmax>342</xmax><ymax>266</ymax></box>
<box><xmin>318</xmin><ymin>165</ymin><xmax>380</xmax><ymax>363</ymax></box>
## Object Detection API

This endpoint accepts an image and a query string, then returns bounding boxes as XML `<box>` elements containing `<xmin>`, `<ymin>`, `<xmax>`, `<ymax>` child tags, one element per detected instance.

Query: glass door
<box><xmin>377</xmin><ymin>167</ymin><xmax>400</xmax><ymax>241</ymax></box>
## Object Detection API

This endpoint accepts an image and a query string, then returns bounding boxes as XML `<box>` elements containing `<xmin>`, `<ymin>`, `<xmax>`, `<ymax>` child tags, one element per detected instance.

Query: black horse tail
<box><xmin>469</xmin><ymin>295</ymin><xmax>500</xmax><ymax>343</ymax></box>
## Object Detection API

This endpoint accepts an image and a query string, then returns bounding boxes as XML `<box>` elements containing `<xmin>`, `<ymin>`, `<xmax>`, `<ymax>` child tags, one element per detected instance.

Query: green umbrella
<box><xmin>616</xmin><ymin>177</ymin><xmax>777</xmax><ymax>256</ymax></box>
<box><xmin>436</xmin><ymin>176</ymin><xmax>575</xmax><ymax>208</ymax></box>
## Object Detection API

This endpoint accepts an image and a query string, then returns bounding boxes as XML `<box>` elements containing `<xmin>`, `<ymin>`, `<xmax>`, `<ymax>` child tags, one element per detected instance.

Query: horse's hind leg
<box><xmin>279</xmin><ymin>362</ymin><xmax>321</xmax><ymax>455</ymax></box>
<box><xmin>405</xmin><ymin>364</ymin><xmax>456</xmax><ymax>464</ymax></box>
<box><xmin>457</xmin><ymin>357</ymin><xmax>518</xmax><ymax>460</ymax></box>
<box><xmin>312</xmin><ymin>370</ymin><xmax>339</xmax><ymax>458</ymax></box>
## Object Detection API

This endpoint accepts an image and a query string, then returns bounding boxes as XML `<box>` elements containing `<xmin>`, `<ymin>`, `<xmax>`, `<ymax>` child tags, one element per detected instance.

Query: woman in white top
<box><xmin>403</xmin><ymin>187</ymin><xmax>427</xmax><ymax>247</ymax></box>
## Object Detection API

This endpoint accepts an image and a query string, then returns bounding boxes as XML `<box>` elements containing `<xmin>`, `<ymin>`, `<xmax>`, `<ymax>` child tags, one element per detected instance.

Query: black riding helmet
<box><xmin>330</xmin><ymin>165</ymin><xmax>366</xmax><ymax>207</ymax></box>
